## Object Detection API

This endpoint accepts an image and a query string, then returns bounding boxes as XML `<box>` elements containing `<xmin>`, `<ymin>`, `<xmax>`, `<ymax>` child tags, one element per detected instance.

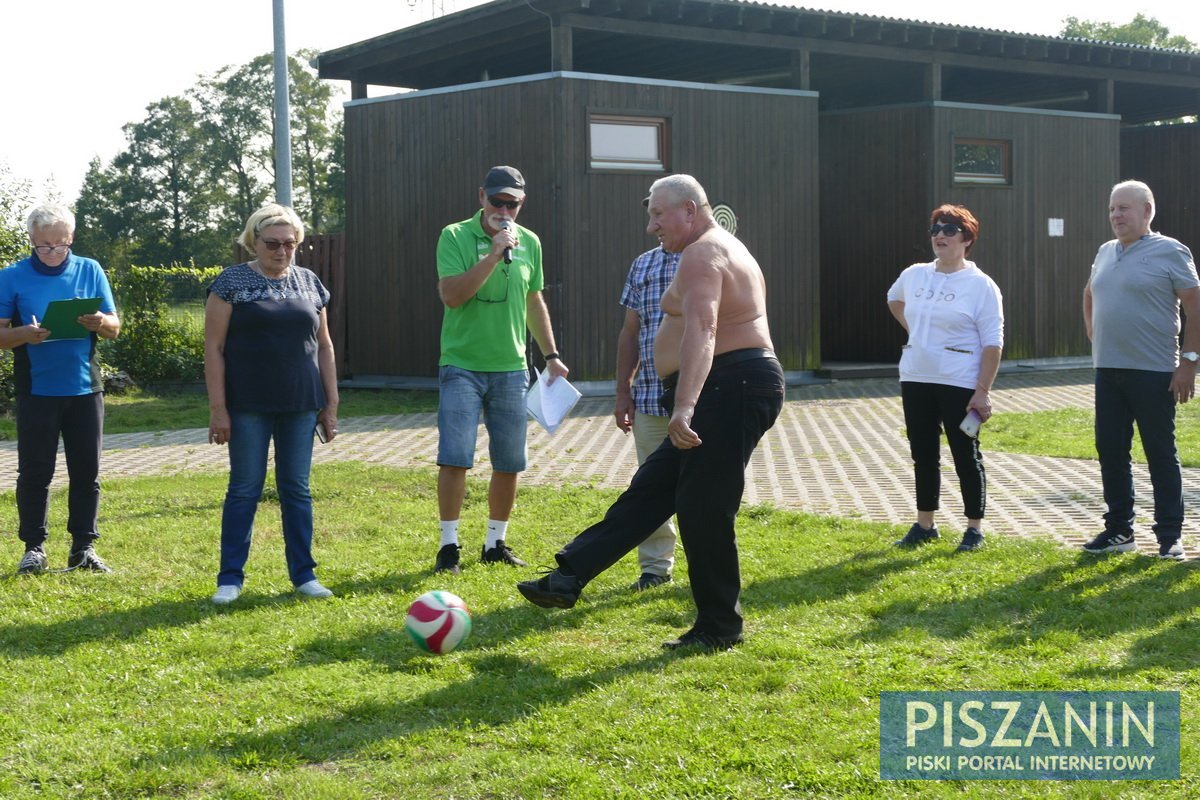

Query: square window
<box><xmin>589</xmin><ymin>114</ymin><xmax>668</xmax><ymax>172</ymax></box>
<box><xmin>954</xmin><ymin>139</ymin><xmax>1011</xmax><ymax>185</ymax></box>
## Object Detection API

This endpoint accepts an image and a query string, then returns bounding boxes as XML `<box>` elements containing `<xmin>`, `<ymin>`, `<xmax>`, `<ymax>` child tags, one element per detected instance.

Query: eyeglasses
<box><xmin>32</xmin><ymin>244</ymin><xmax>70</xmax><ymax>256</ymax></box>
<box><xmin>260</xmin><ymin>239</ymin><xmax>298</xmax><ymax>251</ymax></box>
<box><xmin>929</xmin><ymin>223</ymin><xmax>965</xmax><ymax>237</ymax></box>
<box><xmin>488</xmin><ymin>197</ymin><xmax>520</xmax><ymax>210</ymax></box>
<box><xmin>474</xmin><ymin>265</ymin><xmax>510</xmax><ymax>303</ymax></box>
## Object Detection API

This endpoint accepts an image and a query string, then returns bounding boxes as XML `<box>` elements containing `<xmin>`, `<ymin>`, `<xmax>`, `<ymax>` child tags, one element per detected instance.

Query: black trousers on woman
<box><xmin>900</xmin><ymin>381</ymin><xmax>985</xmax><ymax>520</ymax></box>
<box><xmin>555</xmin><ymin>352</ymin><xmax>785</xmax><ymax>640</ymax></box>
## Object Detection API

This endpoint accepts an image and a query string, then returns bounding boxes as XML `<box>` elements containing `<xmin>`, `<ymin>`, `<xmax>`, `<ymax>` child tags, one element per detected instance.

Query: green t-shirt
<box><xmin>437</xmin><ymin>211</ymin><xmax>544</xmax><ymax>372</ymax></box>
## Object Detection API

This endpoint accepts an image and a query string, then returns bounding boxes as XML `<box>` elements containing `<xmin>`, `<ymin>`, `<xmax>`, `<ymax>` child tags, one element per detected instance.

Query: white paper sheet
<box><xmin>526</xmin><ymin>369</ymin><xmax>581</xmax><ymax>434</ymax></box>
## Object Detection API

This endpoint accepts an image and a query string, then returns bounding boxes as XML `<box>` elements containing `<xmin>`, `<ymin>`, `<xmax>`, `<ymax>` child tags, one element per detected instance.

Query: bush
<box><xmin>104</xmin><ymin>264</ymin><xmax>223</xmax><ymax>385</ymax></box>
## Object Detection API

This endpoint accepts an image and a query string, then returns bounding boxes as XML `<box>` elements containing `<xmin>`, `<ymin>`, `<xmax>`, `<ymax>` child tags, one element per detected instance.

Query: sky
<box><xmin>2</xmin><ymin>0</ymin><xmax>1198</xmax><ymax>205</ymax></box>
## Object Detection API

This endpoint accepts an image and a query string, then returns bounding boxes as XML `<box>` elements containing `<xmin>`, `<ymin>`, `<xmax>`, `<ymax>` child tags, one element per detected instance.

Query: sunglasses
<box><xmin>929</xmin><ymin>222</ymin><xmax>965</xmax><ymax>237</ymax></box>
<box><xmin>260</xmin><ymin>239</ymin><xmax>298</xmax><ymax>251</ymax></box>
<box><xmin>488</xmin><ymin>197</ymin><xmax>521</xmax><ymax>210</ymax></box>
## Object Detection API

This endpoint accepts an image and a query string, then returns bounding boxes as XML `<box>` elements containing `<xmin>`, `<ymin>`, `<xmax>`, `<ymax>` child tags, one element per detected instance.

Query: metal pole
<box><xmin>272</xmin><ymin>0</ymin><xmax>293</xmax><ymax>206</ymax></box>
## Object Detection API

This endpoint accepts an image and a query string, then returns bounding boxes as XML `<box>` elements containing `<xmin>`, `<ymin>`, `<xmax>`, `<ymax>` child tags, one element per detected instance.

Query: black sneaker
<box><xmin>1158</xmin><ymin>538</ymin><xmax>1186</xmax><ymax>561</ymax></box>
<box><xmin>894</xmin><ymin>523</ymin><xmax>939</xmax><ymax>548</ymax></box>
<box><xmin>1082</xmin><ymin>530</ymin><xmax>1136</xmax><ymax>554</ymax></box>
<box><xmin>631</xmin><ymin>572</ymin><xmax>672</xmax><ymax>591</ymax></box>
<box><xmin>517</xmin><ymin>569</ymin><xmax>583</xmax><ymax>609</ymax></box>
<box><xmin>481</xmin><ymin>540</ymin><xmax>527</xmax><ymax>567</ymax></box>
<box><xmin>434</xmin><ymin>543</ymin><xmax>461</xmax><ymax>575</ymax></box>
<box><xmin>956</xmin><ymin>527</ymin><xmax>985</xmax><ymax>552</ymax></box>
<box><xmin>662</xmin><ymin>628</ymin><xmax>743</xmax><ymax>652</ymax></box>
<box><xmin>67</xmin><ymin>546</ymin><xmax>112</xmax><ymax>573</ymax></box>
<box><xmin>17</xmin><ymin>547</ymin><xmax>48</xmax><ymax>575</ymax></box>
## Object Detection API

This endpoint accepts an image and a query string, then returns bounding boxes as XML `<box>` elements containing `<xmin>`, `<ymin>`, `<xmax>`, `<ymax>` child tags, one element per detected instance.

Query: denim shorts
<box><xmin>437</xmin><ymin>365</ymin><xmax>529</xmax><ymax>472</ymax></box>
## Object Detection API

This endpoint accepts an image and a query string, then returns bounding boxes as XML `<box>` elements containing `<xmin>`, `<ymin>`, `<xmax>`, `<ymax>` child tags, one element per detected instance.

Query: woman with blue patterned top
<box><xmin>204</xmin><ymin>204</ymin><xmax>339</xmax><ymax>605</ymax></box>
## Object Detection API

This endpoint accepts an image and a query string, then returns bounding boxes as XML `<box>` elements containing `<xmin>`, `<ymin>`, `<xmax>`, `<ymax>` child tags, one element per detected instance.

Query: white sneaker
<box><xmin>212</xmin><ymin>585</ymin><xmax>241</xmax><ymax>605</ymax></box>
<box><xmin>296</xmin><ymin>579</ymin><xmax>333</xmax><ymax>599</ymax></box>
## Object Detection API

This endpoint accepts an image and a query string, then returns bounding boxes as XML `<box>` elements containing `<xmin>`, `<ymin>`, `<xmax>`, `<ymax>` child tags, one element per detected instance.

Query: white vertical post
<box><xmin>272</xmin><ymin>0</ymin><xmax>293</xmax><ymax>206</ymax></box>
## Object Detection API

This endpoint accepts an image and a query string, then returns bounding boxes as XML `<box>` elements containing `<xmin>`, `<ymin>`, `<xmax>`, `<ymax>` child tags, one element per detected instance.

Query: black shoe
<box><xmin>517</xmin><ymin>569</ymin><xmax>583</xmax><ymax>609</ymax></box>
<box><xmin>1082</xmin><ymin>530</ymin><xmax>1136</xmax><ymax>554</ymax></box>
<box><xmin>631</xmin><ymin>572</ymin><xmax>672</xmax><ymax>591</ymax></box>
<box><xmin>67</xmin><ymin>546</ymin><xmax>112</xmax><ymax>573</ymax></box>
<box><xmin>434</xmin><ymin>543</ymin><xmax>461</xmax><ymax>574</ymax></box>
<box><xmin>1158</xmin><ymin>538</ymin><xmax>1186</xmax><ymax>561</ymax></box>
<box><xmin>956</xmin><ymin>527</ymin><xmax>984</xmax><ymax>552</ymax></box>
<box><xmin>894</xmin><ymin>523</ymin><xmax>938</xmax><ymax>548</ymax></box>
<box><xmin>482</xmin><ymin>540</ymin><xmax>527</xmax><ymax>567</ymax></box>
<box><xmin>17</xmin><ymin>547</ymin><xmax>48</xmax><ymax>575</ymax></box>
<box><xmin>662</xmin><ymin>628</ymin><xmax>743</xmax><ymax>652</ymax></box>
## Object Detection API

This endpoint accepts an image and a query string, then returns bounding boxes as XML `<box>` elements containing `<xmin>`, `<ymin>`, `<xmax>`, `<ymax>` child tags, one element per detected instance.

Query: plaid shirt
<box><xmin>619</xmin><ymin>247</ymin><xmax>681</xmax><ymax>417</ymax></box>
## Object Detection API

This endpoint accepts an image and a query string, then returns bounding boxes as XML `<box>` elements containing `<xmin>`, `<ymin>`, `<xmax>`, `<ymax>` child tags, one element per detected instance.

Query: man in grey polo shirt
<box><xmin>1082</xmin><ymin>180</ymin><xmax>1200</xmax><ymax>560</ymax></box>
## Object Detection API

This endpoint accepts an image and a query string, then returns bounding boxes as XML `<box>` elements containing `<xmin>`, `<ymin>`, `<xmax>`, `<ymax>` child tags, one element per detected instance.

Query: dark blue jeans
<box><xmin>16</xmin><ymin>392</ymin><xmax>104</xmax><ymax>550</ymax></box>
<box><xmin>219</xmin><ymin>409</ymin><xmax>319</xmax><ymax>588</ymax></box>
<box><xmin>1094</xmin><ymin>368</ymin><xmax>1182</xmax><ymax>540</ymax></box>
<box><xmin>555</xmin><ymin>354</ymin><xmax>785</xmax><ymax>639</ymax></box>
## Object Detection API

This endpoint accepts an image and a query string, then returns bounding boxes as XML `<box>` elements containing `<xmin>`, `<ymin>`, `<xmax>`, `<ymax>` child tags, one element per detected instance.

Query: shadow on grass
<box><xmin>845</xmin><ymin>549</ymin><xmax>1200</xmax><ymax>674</ymax></box>
<box><xmin>133</xmin><ymin>647</ymin><xmax>696</xmax><ymax>773</ymax></box>
<box><xmin>743</xmin><ymin>547</ymin><xmax>942</xmax><ymax>607</ymax></box>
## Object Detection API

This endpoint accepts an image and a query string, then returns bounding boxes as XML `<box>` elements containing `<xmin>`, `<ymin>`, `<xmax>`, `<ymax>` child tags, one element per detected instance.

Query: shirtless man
<box><xmin>517</xmin><ymin>174</ymin><xmax>786</xmax><ymax>651</ymax></box>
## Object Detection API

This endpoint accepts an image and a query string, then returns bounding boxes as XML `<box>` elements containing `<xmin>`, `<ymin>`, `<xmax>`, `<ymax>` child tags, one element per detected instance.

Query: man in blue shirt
<box><xmin>0</xmin><ymin>204</ymin><xmax>120</xmax><ymax>575</ymax></box>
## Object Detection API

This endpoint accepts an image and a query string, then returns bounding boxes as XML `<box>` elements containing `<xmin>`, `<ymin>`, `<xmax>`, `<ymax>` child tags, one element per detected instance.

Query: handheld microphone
<box><xmin>500</xmin><ymin>220</ymin><xmax>513</xmax><ymax>265</ymax></box>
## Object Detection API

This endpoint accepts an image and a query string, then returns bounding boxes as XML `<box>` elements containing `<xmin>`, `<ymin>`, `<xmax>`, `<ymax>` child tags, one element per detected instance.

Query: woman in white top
<box><xmin>886</xmin><ymin>205</ymin><xmax>1004</xmax><ymax>552</ymax></box>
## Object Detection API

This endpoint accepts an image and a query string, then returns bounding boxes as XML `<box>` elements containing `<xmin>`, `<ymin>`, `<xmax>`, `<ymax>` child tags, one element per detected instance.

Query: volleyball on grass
<box><xmin>404</xmin><ymin>590</ymin><xmax>472</xmax><ymax>654</ymax></box>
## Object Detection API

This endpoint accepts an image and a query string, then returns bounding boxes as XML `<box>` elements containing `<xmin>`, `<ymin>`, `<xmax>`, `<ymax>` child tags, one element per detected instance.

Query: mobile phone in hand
<box><xmin>959</xmin><ymin>409</ymin><xmax>983</xmax><ymax>438</ymax></box>
<box><xmin>315</xmin><ymin>421</ymin><xmax>329</xmax><ymax>443</ymax></box>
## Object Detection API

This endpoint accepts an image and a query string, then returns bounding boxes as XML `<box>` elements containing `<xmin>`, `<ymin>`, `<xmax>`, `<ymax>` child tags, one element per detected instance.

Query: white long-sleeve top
<box><xmin>887</xmin><ymin>260</ymin><xmax>1004</xmax><ymax>390</ymax></box>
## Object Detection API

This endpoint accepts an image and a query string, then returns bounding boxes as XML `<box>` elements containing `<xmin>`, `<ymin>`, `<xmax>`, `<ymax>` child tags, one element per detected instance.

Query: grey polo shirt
<box><xmin>1089</xmin><ymin>233</ymin><xmax>1199</xmax><ymax>371</ymax></box>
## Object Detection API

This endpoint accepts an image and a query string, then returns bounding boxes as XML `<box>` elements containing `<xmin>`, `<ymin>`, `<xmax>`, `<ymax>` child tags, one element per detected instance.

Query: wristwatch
<box><xmin>1182</xmin><ymin>351</ymin><xmax>1199</xmax><ymax>364</ymax></box>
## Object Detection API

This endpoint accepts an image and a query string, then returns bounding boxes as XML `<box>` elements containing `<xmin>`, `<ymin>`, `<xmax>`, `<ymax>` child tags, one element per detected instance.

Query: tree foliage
<box><xmin>1061</xmin><ymin>13</ymin><xmax>1197</xmax><ymax>51</ymax></box>
<box><xmin>74</xmin><ymin>51</ymin><xmax>344</xmax><ymax>270</ymax></box>
<box><xmin>0</xmin><ymin>162</ymin><xmax>34</xmax><ymax>266</ymax></box>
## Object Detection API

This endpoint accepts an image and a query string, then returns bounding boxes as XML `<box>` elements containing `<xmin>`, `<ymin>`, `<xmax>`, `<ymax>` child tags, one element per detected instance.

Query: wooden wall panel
<box><xmin>344</xmin><ymin>76</ymin><xmax>819</xmax><ymax>379</ymax></box>
<box><xmin>1121</xmin><ymin>124</ymin><xmax>1200</xmax><ymax>254</ymax></box>
<box><xmin>820</xmin><ymin>103</ymin><xmax>1118</xmax><ymax>363</ymax></box>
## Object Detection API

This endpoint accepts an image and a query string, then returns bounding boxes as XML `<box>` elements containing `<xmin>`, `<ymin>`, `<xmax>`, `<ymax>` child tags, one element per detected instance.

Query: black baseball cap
<box><xmin>482</xmin><ymin>166</ymin><xmax>525</xmax><ymax>199</ymax></box>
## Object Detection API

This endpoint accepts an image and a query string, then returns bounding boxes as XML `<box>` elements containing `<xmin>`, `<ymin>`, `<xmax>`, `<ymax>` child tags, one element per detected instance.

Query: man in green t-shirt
<box><xmin>433</xmin><ymin>166</ymin><xmax>570</xmax><ymax>574</ymax></box>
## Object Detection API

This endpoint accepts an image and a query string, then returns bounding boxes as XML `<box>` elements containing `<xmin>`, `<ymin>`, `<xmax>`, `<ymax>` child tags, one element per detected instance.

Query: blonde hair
<box><xmin>237</xmin><ymin>204</ymin><xmax>305</xmax><ymax>252</ymax></box>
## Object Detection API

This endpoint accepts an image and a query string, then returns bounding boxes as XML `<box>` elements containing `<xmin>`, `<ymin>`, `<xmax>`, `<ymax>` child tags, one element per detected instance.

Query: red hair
<box><xmin>929</xmin><ymin>204</ymin><xmax>980</xmax><ymax>255</ymax></box>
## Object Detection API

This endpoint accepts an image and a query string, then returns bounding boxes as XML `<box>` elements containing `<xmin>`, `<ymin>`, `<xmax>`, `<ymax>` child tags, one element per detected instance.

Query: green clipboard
<box><xmin>39</xmin><ymin>297</ymin><xmax>103</xmax><ymax>341</ymax></box>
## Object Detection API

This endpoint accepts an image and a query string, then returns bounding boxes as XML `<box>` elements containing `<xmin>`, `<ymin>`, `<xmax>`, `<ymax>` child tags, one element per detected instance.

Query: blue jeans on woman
<box><xmin>1094</xmin><ymin>368</ymin><xmax>1182</xmax><ymax>541</ymax></box>
<box><xmin>219</xmin><ymin>409</ymin><xmax>319</xmax><ymax>588</ymax></box>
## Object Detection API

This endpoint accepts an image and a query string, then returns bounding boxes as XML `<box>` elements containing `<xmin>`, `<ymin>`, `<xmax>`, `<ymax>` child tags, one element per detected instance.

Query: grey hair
<box><xmin>648</xmin><ymin>174</ymin><xmax>710</xmax><ymax>210</ymax></box>
<box><xmin>26</xmin><ymin>203</ymin><xmax>76</xmax><ymax>236</ymax></box>
<box><xmin>237</xmin><ymin>204</ymin><xmax>306</xmax><ymax>252</ymax></box>
<box><xmin>1111</xmin><ymin>180</ymin><xmax>1156</xmax><ymax>222</ymax></box>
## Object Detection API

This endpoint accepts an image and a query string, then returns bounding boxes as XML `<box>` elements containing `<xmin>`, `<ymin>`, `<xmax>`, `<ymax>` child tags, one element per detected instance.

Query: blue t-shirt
<box><xmin>0</xmin><ymin>253</ymin><xmax>117</xmax><ymax>396</ymax></box>
<box><xmin>208</xmin><ymin>263</ymin><xmax>330</xmax><ymax>413</ymax></box>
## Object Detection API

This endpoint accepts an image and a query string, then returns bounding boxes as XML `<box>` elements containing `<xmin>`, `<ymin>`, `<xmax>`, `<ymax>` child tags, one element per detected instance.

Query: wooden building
<box><xmin>318</xmin><ymin>0</ymin><xmax>1200</xmax><ymax>378</ymax></box>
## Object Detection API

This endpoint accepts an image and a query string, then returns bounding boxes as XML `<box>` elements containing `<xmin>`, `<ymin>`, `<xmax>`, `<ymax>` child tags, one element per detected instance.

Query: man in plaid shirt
<box><xmin>614</xmin><ymin>245</ymin><xmax>681</xmax><ymax>591</ymax></box>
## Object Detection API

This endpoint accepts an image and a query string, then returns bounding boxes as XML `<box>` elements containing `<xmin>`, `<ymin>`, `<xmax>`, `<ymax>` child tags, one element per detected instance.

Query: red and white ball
<box><xmin>405</xmin><ymin>590</ymin><xmax>472</xmax><ymax>654</ymax></box>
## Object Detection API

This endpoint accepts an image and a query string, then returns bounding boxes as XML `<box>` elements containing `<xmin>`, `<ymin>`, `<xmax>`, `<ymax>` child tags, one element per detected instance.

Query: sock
<box><xmin>485</xmin><ymin>520</ymin><xmax>509</xmax><ymax>550</ymax></box>
<box><xmin>439</xmin><ymin>521</ymin><xmax>460</xmax><ymax>548</ymax></box>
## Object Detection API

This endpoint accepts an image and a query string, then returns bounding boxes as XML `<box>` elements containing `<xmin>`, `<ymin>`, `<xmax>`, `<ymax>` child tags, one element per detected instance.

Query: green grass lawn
<box><xmin>986</xmin><ymin>401</ymin><xmax>1200</xmax><ymax>466</ymax></box>
<box><xmin>0</xmin><ymin>386</ymin><xmax>439</xmax><ymax>439</ymax></box>
<box><xmin>1</xmin><ymin>463</ymin><xmax>1198</xmax><ymax>798</ymax></box>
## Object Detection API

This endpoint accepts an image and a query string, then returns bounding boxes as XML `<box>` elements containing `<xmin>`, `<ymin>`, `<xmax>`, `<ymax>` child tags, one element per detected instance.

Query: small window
<box><xmin>954</xmin><ymin>138</ymin><xmax>1011</xmax><ymax>185</ymax></box>
<box><xmin>589</xmin><ymin>114</ymin><xmax>667</xmax><ymax>172</ymax></box>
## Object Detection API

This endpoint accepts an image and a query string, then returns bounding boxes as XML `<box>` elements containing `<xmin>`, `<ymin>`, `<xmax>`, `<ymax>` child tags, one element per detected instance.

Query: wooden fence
<box><xmin>294</xmin><ymin>233</ymin><xmax>347</xmax><ymax>377</ymax></box>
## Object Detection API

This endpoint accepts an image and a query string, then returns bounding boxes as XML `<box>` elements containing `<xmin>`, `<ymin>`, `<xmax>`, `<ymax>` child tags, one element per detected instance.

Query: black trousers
<box><xmin>556</xmin><ymin>353</ymin><xmax>785</xmax><ymax>639</ymax></box>
<box><xmin>16</xmin><ymin>392</ymin><xmax>104</xmax><ymax>549</ymax></box>
<box><xmin>900</xmin><ymin>381</ymin><xmax>985</xmax><ymax>519</ymax></box>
